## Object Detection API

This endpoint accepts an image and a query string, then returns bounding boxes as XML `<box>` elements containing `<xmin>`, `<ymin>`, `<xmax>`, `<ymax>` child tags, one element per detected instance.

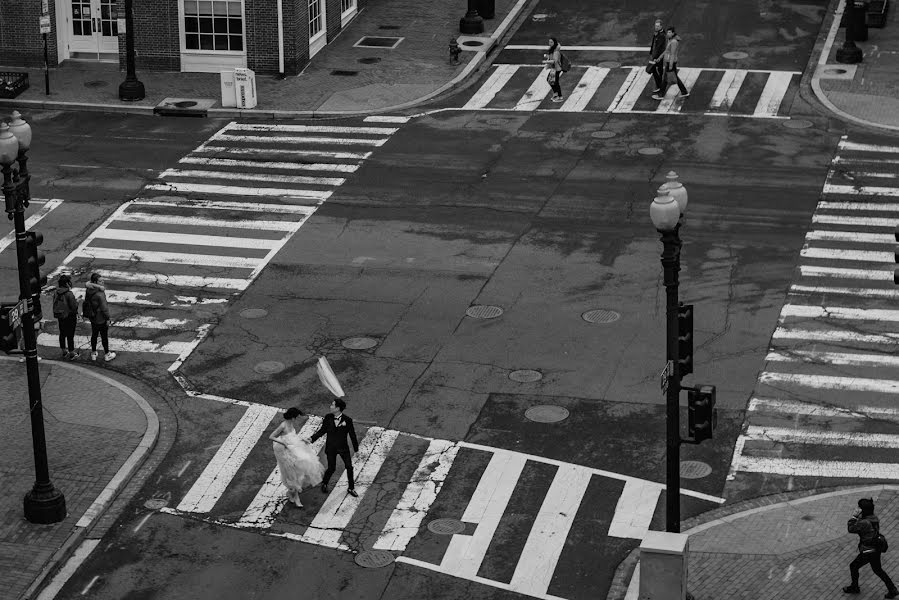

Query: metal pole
<box><xmin>118</xmin><ymin>0</ymin><xmax>145</xmax><ymax>101</ymax></box>
<box><xmin>459</xmin><ymin>0</ymin><xmax>484</xmax><ymax>34</ymax></box>
<box><xmin>43</xmin><ymin>33</ymin><xmax>50</xmax><ymax>96</ymax></box>
<box><xmin>659</xmin><ymin>224</ymin><xmax>682</xmax><ymax>533</ymax></box>
<box><xmin>836</xmin><ymin>0</ymin><xmax>863</xmax><ymax>63</ymax></box>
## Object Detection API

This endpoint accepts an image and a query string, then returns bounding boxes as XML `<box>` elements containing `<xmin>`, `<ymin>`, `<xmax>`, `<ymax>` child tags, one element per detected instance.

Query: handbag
<box><xmin>645</xmin><ymin>61</ymin><xmax>654</xmax><ymax>74</ymax></box>
<box><xmin>546</xmin><ymin>70</ymin><xmax>555</xmax><ymax>84</ymax></box>
<box><xmin>666</xmin><ymin>67</ymin><xmax>678</xmax><ymax>84</ymax></box>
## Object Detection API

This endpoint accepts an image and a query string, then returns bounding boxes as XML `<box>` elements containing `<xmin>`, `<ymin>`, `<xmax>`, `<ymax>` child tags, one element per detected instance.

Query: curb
<box><xmin>0</xmin><ymin>357</ymin><xmax>161</xmax><ymax>600</ymax></box>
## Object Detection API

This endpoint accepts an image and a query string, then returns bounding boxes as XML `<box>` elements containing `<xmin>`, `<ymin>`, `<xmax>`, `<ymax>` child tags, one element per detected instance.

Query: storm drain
<box><xmin>341</xmin><ymin>336</ymin><xmax>379</xmax><ymax>350</ymax></box>
<box><xmin>144</xmin><ymin>498</ymin><xmax>168</xmax><ymax>510</ymax></box>
<box><xmin>331</xmin><ymin>70</ymin><xmax>359</xmax><ymax>76</ymax></box>
<box><xmin>524</xmin><ymin>405</ymin><xmax>570</xmax><ymax>423</ymax></box>
<box><xmin>358</xmin><ymin>57</ymin><xmax>382</xmax><ymax>64</ymax></box>
<box><xmin>428</xmin><ymin>518</ymin><xmax>465</xmax><ymax>535</ymax></box>
<box><xmin>354</xmin><ymin>36</ymin><xmax>404</xmax><ymax>49</ymax></box>
<box><xmin>355</xmin><ymin>550</ymin><xmax>395</xmax><ymax>568</ymax></box>
<box><xmin>378</xmin><ymin>25</ymin><xmax>401</xmax><ymax>30</ymax></box>
<box><xmin>254</xmin><ymin>361</ymin><xmax>285</xmax><ymax>375</ymax></box>
<box><xmin>680</xmin><ymin>460</ymin><xmax>712</xmax><ymax>479</ymax></box>
<box><xmin>466</xmin><ymin>305</ymin><xmax>504</xmax><ymax>319</ymax></box>
<box><xmin>582</xmin><ymin>309</ymin><xmax>621</xmax><ymax>324</ymax></box>
<box><xmin>509</xmin><ymin>369</ymin><xmax>543</xmax><ymax>383</ymax></box>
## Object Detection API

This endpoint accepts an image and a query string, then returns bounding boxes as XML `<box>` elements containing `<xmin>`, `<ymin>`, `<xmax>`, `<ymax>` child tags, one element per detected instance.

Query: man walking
<box><xmin>653</xmin><ymin>26</ymin><xmax>689</xmax><ymax>100</ymax></box>
<box><xmin>648</xmin><ymin>19</ymin><xmax>667</xmax><ymax>96</ymax></box>
<box><xmin>844</xmin><ymin>497</ymin><xmax>898</xmax><ymax>597</ymax></box>
<box><xmin>310</xmin><ymin>398</ymin><xmax>360</xmax><ymax>497</ymax></box>
<box><xmin>83</xmin><ymin>273</ymin><xmax>116</xmax><ymax>362</ymax></box>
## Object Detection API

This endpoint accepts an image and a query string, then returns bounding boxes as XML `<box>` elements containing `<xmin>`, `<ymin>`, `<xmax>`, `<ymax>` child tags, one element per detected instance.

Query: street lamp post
<box><xmin>836</xmin><ymin>0</ymin><xmax>864</xmax><ymax>64</ymax></box>
<box><xmin>459</xmin><ymin>0</ymin><xmax>484</xmax><ymax>34</ymax></box>
<box><xmin>118</xmin><ymin>0</ymin><xmax>146</xmax><ymax>101</ymax></box>
<box><xmin>1</xmin><ymin>112</ymin><xmax>67</xmax><ymax>524</ymax></box>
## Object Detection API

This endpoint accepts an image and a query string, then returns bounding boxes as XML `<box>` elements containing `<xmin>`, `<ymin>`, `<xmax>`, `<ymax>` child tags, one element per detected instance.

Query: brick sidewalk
<box><xmin>0</xmin><ymin>358</ymin><xmax>157</xmax><ymax>600</ymax></box>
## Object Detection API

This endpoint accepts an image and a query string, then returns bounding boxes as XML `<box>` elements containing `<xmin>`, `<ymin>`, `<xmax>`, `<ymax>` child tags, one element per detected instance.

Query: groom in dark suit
<box><xmin>310</xmin><ymin>398</ymin><xmax>360</xmax><ymax>496</ymax></box>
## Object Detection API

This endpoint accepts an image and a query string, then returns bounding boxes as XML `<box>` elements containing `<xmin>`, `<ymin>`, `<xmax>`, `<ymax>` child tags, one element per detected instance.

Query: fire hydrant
<box><xmin>449</xmin><ymin>38</ymin><xmax>462</xmax><ymax>65</ymax></box>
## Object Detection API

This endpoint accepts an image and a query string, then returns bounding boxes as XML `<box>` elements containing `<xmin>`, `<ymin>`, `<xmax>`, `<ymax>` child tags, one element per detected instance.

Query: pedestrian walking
<box><xmin>543</xmin><ymin>37</ymin><xmax>569</xmax><ymax>102</ymax></box>
<box><xmin>52</xmin><ymin>273</ymin><xmax>79</xmax><ymax>360</ymax></box>
<box><xmin>843</xmin><ymin>497</ymin><xmax>898</xmax><ymax>597</ymax></box>
<box><xmin>310</xmin><ymin>398</ymin><xmax>359</xmax><ymax>496</ymax></box>
<box><xmin>83</xmin><ymin>273</ymin><xmax>116</xmax><ymax>362</ymax></box>
<box><xmin>653</xmin><ymin>26</ymin><xmax>689</xmax><ymax>100</ymax></box>
<box><xmin>647</xmin><ymin>19</ymin><xmax>667</xmax><ymax>96</ymax></box>
<box><xmin>269</xmin><ymin>407</ymin><xmax>325</xmax><ymax>508</ymax></box>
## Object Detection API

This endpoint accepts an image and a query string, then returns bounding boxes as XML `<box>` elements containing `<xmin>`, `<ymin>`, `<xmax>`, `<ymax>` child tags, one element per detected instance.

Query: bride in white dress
<box><xmin>269</xmin><ymin>407</ymin><xmax>325</xmax><ymax>508</ymax></box>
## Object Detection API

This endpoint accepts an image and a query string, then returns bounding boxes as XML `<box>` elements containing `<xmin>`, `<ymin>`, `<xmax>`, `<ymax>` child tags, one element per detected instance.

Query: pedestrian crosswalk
<box><xmin>729</xmin><ymin>136</ymin><xmax>899</xmax><ymax>483</ymax></box>
<box><xmin>160</xmin><ymin>400</ymin><xmax>722</xmax><ymax>600</ymax></box>
<box><xmin>459</xmin><ymin>64</ymin><xmax>799</xmax><ymax>118</ymax></box>
<box><xmin>40</xmin><ymin>118</ymin><xmax>407</xmax><ymax>361</ymax></box>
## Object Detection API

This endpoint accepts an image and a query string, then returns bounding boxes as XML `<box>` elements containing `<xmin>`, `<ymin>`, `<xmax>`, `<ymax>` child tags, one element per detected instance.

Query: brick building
<box><xmin>0</xmin><ymin>0</ymin><xmax>364</xmax><ymax>75</ymax></box>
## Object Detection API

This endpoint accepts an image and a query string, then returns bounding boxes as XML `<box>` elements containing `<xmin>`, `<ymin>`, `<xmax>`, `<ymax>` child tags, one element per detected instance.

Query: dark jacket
<box><xmin>84</xmin><ymin>282</ymin><xmax>110</xmax><ymax>325</ymax></box>
<box><xmin>311</xmin><ymin>413</ymin><xmax>359</xmax><ymax>454</ymax></box>
<box><xmin>849</xmin><ymin>515</ymin><xmax>881</xmax><ymax>553</ymax></box>
<box><xmin>53</xmin><ymin>287</ymin><xmax>78</xmax><ymax>320</ymax></box>
<box><xmin>649</xmin><ymin>30</ymin><xmax>667</xmax><ymax>61</ymax></box>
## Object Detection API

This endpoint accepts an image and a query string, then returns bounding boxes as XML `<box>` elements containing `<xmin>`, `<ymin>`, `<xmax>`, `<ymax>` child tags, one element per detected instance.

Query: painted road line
<box><xmin>363</xmin><ymin>115</ymin><xmax>411</xmax><ymax>123</ymax></box>
<box><xmin>818</xmin><ymin>201</ymin><xmax>899</xmax><ymax>212</ymax></box>
<box><xmin>226</xmin><ymin>123</ymin><xmax>399</xmax><ymax>135</ymax></box>
<box><xmin>0</xmin><ymin>198</ymin><xmax>63</xmax><ymax>254</ymax></box>
<box><xmin>129</xmin><ymin>198</ymin><xmax>318</xmax><ymax>214</ymax></box>
<box><xmin>160</xmin><ymin>168</ymin><xmax>346</xmax><ymax>187</ymax></box>
<box><xmin>178</xmin><ymin>156</ymin><xmax>359</xmax><ymax>173</ymax></box>
<box><xmin>766</xmin><ymin>349</ymin><xmax>899</xmax><ymax>368</ymax></box>
<box><xmin>779</xmin><ymin>304</ymin><xmax>899</xmax><ymax>322</ymax></box>
<box><xmin>464</xmin><ymin>64</ymin><xmax>520</xmax><ymax>109</ymax></box>
<box><xmin>238</xmin><ymin>415</ymin><xmax>324</xmax><ymax>528</ymax></box>
<box><xmin>177</xmin><ymin>405</ymin><xmax>280</xmax><ymax>513</ymax></box>
<box><xmin>790</xmin><ymin>284</ymin><xmax>899</xmax><ymax>298</ymax></box>
<box><xmin>95</xmin><ymin>228</ymin><xmax>283</xmax><ymax>250</ymax></box>
<box><xmin>36</xmin><ymin>333</ymin><xmax>192</xmax><ymax>355</ymax></box>
<box><xmin>194</xmin><ymin>145</ymin><xmax>372</xmax><ymax>161</ymax></box>
<box><xmin>512</xmin><ymin>71</ymin><xmax>553</xmax><ymax>111</ymax></box>
<box><xmin>800</xmin><ymin>247</ymin><xmax>893</xmax><ymax>262</ymax></box>
<box><xmin>609</xmin><ymin>68</ymin><xmax>652</xmax><ymax>113</ymax></box>
<box><xmin>744</xmin><ymin>425</ymin><xmax>899</xmax><ymax>449</ymax></box>
<box><xmin>834</xmin><ymin>156</ymin><xmax>899</xmax><ymax>166</ymax></box>
<box><xmin>94</xmin><ymin>269</ymin><xmax>251</xmax><ymax>291</ymax></box>
<box><xmin>111</xmin><ymin>315</ymin><xmax>192</xmax><ymax>329</ymax></box>
<box><xmin>799</xmin><ymin>265</ymin><xmax>895</xmax><ymax>280</ymax></box>
<box><xmin>773</xmin><ymin>327</ymin><xmax>899</xmax><ymax>345</ymax></box>
<box><xmin>115</xmin><ymin>212</ymin><xmax>303</xmax><ymax>232</ymax></box>
<box><xmin>504</xmin><ymin>44</ymin><xmax>648</xmax><ymax>51</ymax></box>
<box><xmin>749</xmin><ymin>397</ymin><xmax>899</xmax><ymax>419</ymax></box>
<box><xmin>440</xmin><ymin>452</ymin><xmax>528</xmax><ymax>578</ymax></box>
<box><xmin>77</xmin><ymin>246</ymin><xmax>264</xmax><ymax>269</ymax></box>
<box><xmin>145</xmin><ymin>182</ymin><xmax>332</xmax><ymax>200</ymax></box>
<box><xmin>805</xmin><ymin>230</ymin><xmax>896</xmax><ymax>244</ymax></box>
<box><xmin>508</xmin><ymin>464</ymin><xmax>593</xmax><ymax>597</ymax></box>
<box><xmin>759</xmin><ymin>372</ymin><xmax>899</xmax><ymax>393</ymax></box>
<box><xmin>302</xmin><ymin>428</ymin><xmax>399</xmax><ymax>548</ymax></box>
<box><xmin>830</xmin><ymin>171</ymin><xmax>899</xmax><ymax>179</ymax></box>
<box><xmin>813</xmin><ymin>215</ymin><xmax>899</xmax><ymax>227</ymax></box>
<box><xmin>655</xmin><ymin>68</ymin><xmax>702</xmax><ymax>113</ymax></box>
<box><xmin>733</xmin><ymin>456</ymin><xmax>899</xmax><ymax>479</ymax></box>
<box><xmin>67</xmin><ymin>288</ymin><xmax>228</xmax><ymax>308</ymax></box>
<box><xmin>708</xmin><ymin>69</ymin><xmax>747</xmax><ymax>111</ymax></box>
<box><xmin>216</xmin><ymin>134</ymin><xmax>390</xmax><ymax>147</ymax></box>
<box><xmin>559</xmin><ymin>67</ymin><xmax>609</xmax><ymax>112</ymax></box>
<box><xmin>373</xmin><ymin>439</ymin><xmax>459</xmax><ymax>552</ymax></box>
<box><xmin>838</xmin><ymin>140</ymin><xmax>899</xmax><ymax>153</ymax></box>
<box><xmin>822</xmin><ymin>185</ymin><xmax>899</xmax><ymax>197</ymax></box>
<box><xmin>607</xmin><ymin>479</ymin><xmax>663</xmax><ymax>540</ymax></box>
<box><xmin>752</xmin><ymin>71</ymin><xmax>795</xmax><ymax>117</ymax></box>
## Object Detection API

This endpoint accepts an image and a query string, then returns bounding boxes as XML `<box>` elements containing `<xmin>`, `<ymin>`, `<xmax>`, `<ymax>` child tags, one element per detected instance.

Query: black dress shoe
<box><xmin>843</xmin><ymin>586</ymin><xmax>860</xmax><ymax>594</ymax></box>
<box><xmin>347</xmin><ymin>489</ymin><xmax>358</xmax><ymax>497</ymax></box>
<box><xmin>321</xmin><ymin>483</ymin><xmax>329</xmax><ymax>494</ymax></box>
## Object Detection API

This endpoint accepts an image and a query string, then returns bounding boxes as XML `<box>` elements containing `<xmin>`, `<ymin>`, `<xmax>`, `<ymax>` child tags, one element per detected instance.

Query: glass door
<box><xmin>67</xmin><ymin>0</ymin><xmax>119</xmax><ymax>60</ymax></box>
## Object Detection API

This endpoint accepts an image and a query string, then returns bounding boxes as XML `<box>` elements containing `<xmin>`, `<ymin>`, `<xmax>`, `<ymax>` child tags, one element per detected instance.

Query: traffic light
<box><xmin>678</xmin><ymin>302</ymin><xmax>693</xmax><ymax>377</ymax></box>
<box><xmin>0</xmin><ymin>303</ymin><xmax>17</xmax><ymax>354</ymax></box>
<box><xmin>22</xmin><ymin>230</ymin><xmax>46</xmax><ymax>321</ymax></box>
<box><xmin>688</xmin><ymin>384</ymin><xmax>717</xmax><ymax>442</ymax></box>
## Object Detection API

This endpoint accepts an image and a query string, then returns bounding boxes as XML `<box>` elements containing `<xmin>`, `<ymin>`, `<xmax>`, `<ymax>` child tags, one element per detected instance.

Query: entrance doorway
<box><xmin>66</xmin><ymin>0</ymin><xmax>119</xmax><ymax>61</ymax></box>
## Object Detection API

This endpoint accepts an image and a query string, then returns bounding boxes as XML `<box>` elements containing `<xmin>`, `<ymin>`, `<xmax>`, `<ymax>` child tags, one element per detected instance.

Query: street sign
<box><xmin>39</xmin><ymin>15</ymin><xmax>51</xmax><ymax>34</ymax></box>
<box><xmin>659</xmin><ymin>360</ymin><xmax>674</xmax><ymax>394</ymax></box>
<box><xmin>42</xmin><ymin>0</ymin><xmax>49</xmax><ymax>13</ymax></box>
<box><xmin>6</xmin><ymin>298</ymin><xmax>28</xmax><ymax>329</ymax></box>
<box><xmin>117</xmin><ymin>18</ymin><xmax>126</xmax><ymax>33</ymax></box>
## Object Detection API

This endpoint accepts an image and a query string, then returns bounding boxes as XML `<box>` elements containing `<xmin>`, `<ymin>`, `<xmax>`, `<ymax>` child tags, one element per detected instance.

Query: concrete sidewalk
<box><xmin>608</xmin><ymin>485</ymin><xmax>899</xmax><ymax>600</ymax></box>
<box><xmin>0</xmin><ymin>0</ymin><xmax>528</xmax><ymax>119</ymax></box>
<box><xmin>0</xmin><ymin>357</ymin><xmax>158</xmax><ymax>600</ymax></box>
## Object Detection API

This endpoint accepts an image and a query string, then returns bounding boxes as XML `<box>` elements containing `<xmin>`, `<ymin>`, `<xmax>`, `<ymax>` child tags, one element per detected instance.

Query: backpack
<box><xmin>53</xmin><ymin>292</ymin><xmax>69</xmax><ymax>319</ymax></box>
<box><xmin>81</xmin><ymin>292</ymin><xmax>95</xmax><ymax>320</ymax></box>
<box><xmin>560</xmin><ymin>52</ymin><xmax>571</xmax><ymax>72</ymax></box>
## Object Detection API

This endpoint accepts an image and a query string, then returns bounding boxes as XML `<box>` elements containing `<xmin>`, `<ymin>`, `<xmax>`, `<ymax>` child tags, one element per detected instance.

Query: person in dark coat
<box><xmin>53</xmin><ymin>273</ymin><xmax>79</xmax><ymax>360</ymax></box>
<box><xmin>844</xmin><ymin>497</ymin><xmax>898</xmax><ymax>597</ymax></box>
<box><xmin>648</xmin><ymin>19</ymin><xmax>667</xmax><ymax>95</ymax></box>
<box><xmin>84</xmin><ymin>272</ymin><xmax>116</xmax><ymax>362</ymax></box>
<box><xmin>310</xmin><ymin>398</ymin><xmax>359</xmax><ymax>496</ymax></box>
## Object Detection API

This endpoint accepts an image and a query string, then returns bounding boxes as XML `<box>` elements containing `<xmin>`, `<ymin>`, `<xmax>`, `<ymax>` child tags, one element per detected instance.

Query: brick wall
<box><xmin>245</xmin><ymin>1</ymin><xmax>280</xmax><ymax>74</ymax></box>
<box><xmin>119</xmin><ymin>0</ymin><xmax>181</xmax><ymax>71</ymax></box>
<box><xmin>283</xmin><ymin>0</ymin><xmax>310</xmax><ymax>75</ymax></box>
<box><xmin>0</xmin><ymin>0</ymin><xmax>56</xmax><ymax>68</ymax></box>
<box><xmin>325</xmin><ymin>0</ymin><xmax>341</xmax><ymax>41</ymax></box>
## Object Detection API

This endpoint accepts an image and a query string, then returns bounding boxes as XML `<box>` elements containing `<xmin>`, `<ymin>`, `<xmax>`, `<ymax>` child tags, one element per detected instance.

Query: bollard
<box><xmin>639</xmin><ymin>531</ymin><xmax>689</xmax><ymax>600</ymax></box>
<box><xmin>449</xmin><ymin>38</ymin><xmax>462</xmax><ymax>65</ymax></box>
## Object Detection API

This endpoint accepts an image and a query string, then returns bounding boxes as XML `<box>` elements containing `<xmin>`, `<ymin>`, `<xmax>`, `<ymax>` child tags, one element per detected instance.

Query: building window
<box><xmin>183</xmin><ymin>0</ymin><xmax>243</xmax><ymax>52</ymax></box>
<box><xmin>340</xmin><ymin>0</ymin><xmax>356</xmax><ymax>14</ymax></box>
<box><xmin>308</xmin><ymin>0</ymin><xmax>323</xmax><ymax>38</ymax></box>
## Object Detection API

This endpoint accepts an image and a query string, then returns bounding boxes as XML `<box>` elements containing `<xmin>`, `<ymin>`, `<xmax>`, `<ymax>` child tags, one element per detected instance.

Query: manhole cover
<box><xmin>144</xmin><ymin>498</ymin><xmax>168</xmax><ymax>510</ymax></box>
<box><xmin>525</xmin><ymin>405</ymin><xmax>570</xmax><ymax>423</ymax></box>
<box><xmin>638</xmin><ymin>147</ymin><xmax>664</xmax><ymax>156</ymax></box>
<box><xmin>173</xmin><ymin>100</ymin><xmax>198</xmax><ymax>108</ymax></box>
<box><xmin>428</xmin><ymin>518</ymin><xmax>466</xmax><ymax>535</ymax></box>
<box><xmin>240</xmin><ymin>308</ymin><xmax>268</xmax><ymax>319</ymax></box>
<box><xmin>532</xmin><ymin>13</ymin><xmax>548</xmax><ymax>21</ymax></box>
<box><xmin>466</xmin><ymin>305</ymin><xmax>503</xmax><ymax>319</ymax></box>
<box><xmin>591</xmin><ymin>131</ymin><xmax>617</xmax><ymax>139</ymax></box>
<box><xmin>254</xmin><ymin>361</ymin><xmax>285</xmax><ymax>375</ymax></box>
<box><xmin>354</xmin><ymin>36</ymin><xmax>403</xmax><ymax>49</ymax></box>
<box><xmin>462</xmin><ymin>40</ymin><xmax>485</xmax><ymax>47</ymax></box>
<box><xmin>358</xmin><ymin>57</ymin><xmax>382</xmax><ymax>64</ymax></box>
<box><xmin>582</xmin><ymin>309</ymin><xmax>621</xmax><ymax>324</ymax></box>
<box><xmin>510</xmin><ymin>369</ymin><xmax>543</xmax><ymax>382</ymax></box>
<box><xmin>331</xmin><ymin>70</ymin><xmax>359</xmax><ymax>76</ymax></box>
<box><xmin>598</xmin><ymin>61</ymin><xmax>621</xmax><ymax>68</ymax></box>
<box><xmin>354</xmin><ymin>550</ymin><xmax>395</xmax><ymax>568</ymax></box>
<box><xmin>378</xmin><ymin>25</ymin><xmax>401</xmax><ymax>30</ymax></box>
<box><xmin>342</xmin><ymin>337</ymin><xmax>379</xmax><ymax>350</ymax></box>
<box><xmin>783</xmin><ymin>119</ymin><xmax>813</xmax><ymax>129</ymax></box>
<box><xmin>680</xmin><ymin>460</ymin><xmax>712</xmax><ymax>479</ymax></box>
<box><xmin>722</xmin><ymin>51</ymin><xmax>749</xmax><ymax>59</ymax></box>
<box><xmin>84</xmin><ymin>80</ymin><xmax>109</xmax><ymax>88</ymax></box>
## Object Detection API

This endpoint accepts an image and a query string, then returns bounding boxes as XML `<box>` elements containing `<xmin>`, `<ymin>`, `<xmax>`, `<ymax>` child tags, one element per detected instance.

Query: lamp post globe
<box><xmin>0</xmin><ymin>123</ymin><xmax>19</xmax><ymax>166</ymax></box>
<box><xmin>650</xmin><ymin>190</ymin><xmax>681</xmax><ymax>232</ymax></box>
<box><xmin>8</xmin><ymin>111</ymin><xmax>32</xmax><ymax>151</ymax></box>
<box><xmin>660</xmin><ymin>170</ymin><xmax>687</xmax><ymax>214</ymax></box>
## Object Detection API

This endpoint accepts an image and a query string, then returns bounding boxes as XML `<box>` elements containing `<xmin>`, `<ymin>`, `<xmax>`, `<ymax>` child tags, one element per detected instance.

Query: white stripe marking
<box><xmin>93</xmin><ymin>269</ymin><xmax>250</xmax><ymax>290</ymax></box>
<box><xmin>773</xmin><ymin>327</ymin><xmax>899</xmax><ymax>345</ymax></box>
<box><xmin>559</xmin><ymin>67</ymin><xmax>609</xmax><ymax>112</ymax></box>
<box><xmin>780</xmin><ymin>304</ymin><xmax>899</xmax><ymax>322</ymax></box>
<box><xmin>752</xmin><ymin>71</ymin><xmax>795</xmax><ymax>117</ymax></box>
<box><xmin>363</xmin><ymin>115</ymin><xmax>410</xmax><ymax>123</ymax></box>
<box><xmin>607</xmin><ymin>479</ymin><xmax>662</xmax><ymax>539</ymax></box>
<box><xmin>767</xmin><ymin>349</ymin><xmax>899</xmax><ymax>368</ymax></box>
<box><xmin>35</xmin><ymin>540</ymin><xmax>101</xmax><ymax>600</ymax></box>
<box><xmin>790</xmin><ymin>284</ymin><xmax>899</xmax><ymax>298</ymax></box>
<box><xmin>655</xmin><ymin>68</ymin><xmax>701</xmax><ymax>113</ymax></box>
<box><xmin>822</xmin><ymin>185</ymin><xmax>899</xmax><ymax>197</ymax></box>
<box><xmin>813</xmin><ymin>214</ymin><xmax>899</xmax><ymax>227</ymax></box>
<box><xmin>195</xmin><ymin>145</ymin><xmax>372</xmax><ymax>160</ymax></box>
<box><xmin>80</xmin><ymin>575</ymin><xmax>100</xmax><ymax>595</ymax></box>
<box><xmin>130</xmin><ymin>198</ymin><xmax>317</xmax><ymax>214</ymax></box>
<box><xmin>132</xmin><ymin>513</ymin><xmax>153</xmax><ymax>533</ymax></box>
<box><xmin>800</xmin><ymin>247</ymin><xmax>893</xmax><ymax>262</ymax></box>
<box><xmin>95</xmin><ymin>228</ymin><xmax>282</xmax><ymax>250</ymax></box>
<box><xmin>464</xmin><ymin>64</ymin><xmax>520</xmax><ymax>109</ymax></box>
<box><xmin>834</xmin><ymin>156</ymin><xmax>899</xmax><ymax>166</ymax></box>
<box><xmin>373</xmin><ymin>439</ymin><xmax>459</xmax><ymax>551</ymax></box>
<box><xmin>512</xmin><ymin>71</ymin><xmax>553</xmax><ymax>111</ymax></box>
<box><xmin>744</xmin><ymin>425</ymin><xmax>899</xmax><ymax>449</ymax></box>
<box><xmin>799</xmin><ymin>265</ymin><xmax>894</xmax><ymax>281</ymax></box>
<box><xmin>161</xmin><ymin>168</ymin><xmax>345</xmax><ymax>187</ymax></box>
<box><xmin>226</xmin><ymin>122</ymin><xmax>398</xmax><ymax>135</ymax></box>
<box><xmin>831</xmin><ymin>171</ymin><xmax>899</xmax><ymax>179</ymax></box>
<box><xmin>838</xmin><ymin>140</ymin><xmax>899</xmax><ymax>154</ymax></box>
<box><xmin>0</xmin><ymin>198</ymin><xmax>63</xmax><ymax>254</ymax></box>
<box><xmin>110</xmin><ymin>315</ymin><xmax>192</xmax><ymax>329</ymax></box>
<box><xmin>178</xmin><ymin>156</ymin><xmax>359</xmax><ymax>173</ymax></box>
<box><xmin>68</xmin><ymin>287</ymin><xmax>225</xmax><ymax>308</ymax></box>
<box><xmin>218</xmin><ymin>133</ymin><xmax>388</xmax><ymax>146</ymax></box>
<box><xmin>504</xmin><ymin>44</ymin><xmax>648</xmax><ymax>51</ymax></box>
<box><xmin>37</xmin><ymin>332</ymin><xmax>192</xmax><ymax>355</ymax></box>
<box><xmin>145</xmin><ymin>182</ymin><xmax>331</xmax><ymax>200</ymax></box>
<box><xmin>805</xmin><ymin>230</ymin><xmax>896</xmax><ymax>244</ymax></box>
<box><xmin>734</xmin><ymin>456</ymin><xmax>899</xmax><ymax>479</ymax></box>
<box><xmin>818</xmin><ymin>201</ymin><xmax>899</xmax><ymax>212</ymax></box>
<box><xmin>708</xmin><ymin>69</ymin><xmax>747</xmax><ymax>111</ymax></box>
<box><xmin>749</xmin><ymin>396</ymin><xmax>899</xmax><ymax>418</ymax></box>
<box><xmin>508</xmin><ymin>464</ymin><xmax>593</xmax><ymax>596</ymax></box>
<box><xmin>759</xmin><ymin>372</ymin><xmax>899</xmax><ymax>393</ymax></box>
<box><xmin>114</xmin><ymin>211</ymin><xmax>303</xmax><ymax>232</ymax></box>
<box><xmin>609</xmin><ymin>68</ymin><xmax>652</xmax><ymax>113</ymax></box>
<box><xmin>176</xmin><ymin>405</ymin><xmax>279</xmax><ymax>513</ymax></box>
<box><xmin>77</xmin><ymin>246</ymin><xmax>263</xmax><ymax>269</ymax></box>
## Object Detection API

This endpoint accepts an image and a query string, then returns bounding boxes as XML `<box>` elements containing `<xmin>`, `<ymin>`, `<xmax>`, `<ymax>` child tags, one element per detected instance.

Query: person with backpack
<box><xmin>652</xmin><ymin>26</ymin><xmax>689</xmax><ymax>100</ymax></box>
<box><xmin>83</xmin><ymin>273</ymin><xmax>116</xmax><ymax>362</ymax></box>
<box><xmin>844</xmin><ymin>497</ymin><xmax>898</xmax><ymax>597</ymax></box>
<box><xmin>53</xmin><ymin>273</ymin><xmax>79</xmax><ymax>360</ymax></box>
<box><xmin>543</xmin><ymin>37</ymin><xmax>569</xmax><ymax>103</ymax></box>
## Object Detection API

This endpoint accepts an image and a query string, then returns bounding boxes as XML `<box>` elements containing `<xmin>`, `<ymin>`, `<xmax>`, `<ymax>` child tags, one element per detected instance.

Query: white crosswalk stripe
<box><xmin>40</xmin><ymin>120</ymin><xmax>402</xmax><ymax>360</ymax></box>
<box><xmin>459</xmin><ymin>64</ymin><xmax>799</xmax><ymax>118</ymax></box>
<box><xmin>729</xmin><ymin>134</ymin><xmax>899</xmax><ymax>482</ymax></box>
